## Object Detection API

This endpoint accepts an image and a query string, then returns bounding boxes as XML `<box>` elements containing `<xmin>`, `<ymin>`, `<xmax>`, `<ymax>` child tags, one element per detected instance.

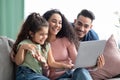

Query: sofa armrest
<box><xmin>0</xmin><ymin>36</ymin><xmax>15</xmax><ymax>80</ymax></box>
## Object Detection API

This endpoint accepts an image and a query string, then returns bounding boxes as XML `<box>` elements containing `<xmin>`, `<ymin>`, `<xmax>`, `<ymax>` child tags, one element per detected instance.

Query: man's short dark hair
<box><xmin>77</xmin><ymin>9</ymin><xmax>95</xmax><ymax>21</ymax></box>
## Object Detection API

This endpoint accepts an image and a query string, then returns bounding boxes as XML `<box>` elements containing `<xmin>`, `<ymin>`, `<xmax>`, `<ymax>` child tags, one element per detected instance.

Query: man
<box><xmin>72</xmin><ymin>9</ymin><xmax>105</xmax><ymax>80</ymax></box>
<box><xmin>73</xmin><ymin>9</ymin><xmax>99</xmax><ymax>41</ymax></box>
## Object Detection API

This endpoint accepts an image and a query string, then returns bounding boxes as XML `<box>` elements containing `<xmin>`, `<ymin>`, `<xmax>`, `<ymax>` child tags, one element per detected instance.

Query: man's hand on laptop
<box><xmin>87</xmin><ymin>54</ymin><xmax>105</xmax><ymax>71</ymax></box>
<box><xmin>96</xmin><ymin>54</ymin><xmax>105</xmax><ymax>68</ymax></box>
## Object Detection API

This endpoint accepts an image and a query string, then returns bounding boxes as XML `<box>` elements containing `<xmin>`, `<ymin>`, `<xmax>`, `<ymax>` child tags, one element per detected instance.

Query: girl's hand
<box><xmin>96</xmin><ymin>54</ymin><xmax>105</xmax><ymax>68</ymax></box>
<box><xmin>34</xmin><ymin>50</ymin><xmax>46</xmax><ymax>63</ymax></box>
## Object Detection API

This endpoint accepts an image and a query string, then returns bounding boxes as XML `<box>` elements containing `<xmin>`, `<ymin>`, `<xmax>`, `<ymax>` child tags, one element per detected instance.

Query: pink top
<box><xmin>49</xmin><ymin>37</ymin><xmax>77</xmax><ymax>80</ymax></box>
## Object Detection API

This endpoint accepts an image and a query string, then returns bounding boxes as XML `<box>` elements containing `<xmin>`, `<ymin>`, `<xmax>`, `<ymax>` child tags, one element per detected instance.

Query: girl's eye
<box><xmin>40</xmin><ymin>33</ymin><xmax>44</xmax><ymax>36</ymax></box>
<box><xmin>39</xmin><ymin>33</ymin><xmax>48</xmax><ymax>36</ymax></box>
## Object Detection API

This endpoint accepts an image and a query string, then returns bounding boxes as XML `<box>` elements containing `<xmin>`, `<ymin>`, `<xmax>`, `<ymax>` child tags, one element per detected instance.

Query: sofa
<box><xmin>0</xmin><ymin>36</ymin><xmax>120</xmax><ymax>80</ymax></box>
<box><xmin>0</xmin><ymin>36</ymin><xmax>15</xmax><ymax>80</ymax></box>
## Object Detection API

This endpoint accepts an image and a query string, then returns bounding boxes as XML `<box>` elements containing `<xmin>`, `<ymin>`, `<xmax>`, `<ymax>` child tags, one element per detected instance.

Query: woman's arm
<box><xmin>67</xmin><ymin>42</ymin><xmax>77</xmax><ymax>64</ymax></box>
<box><xmin>47</xmin><ymin>47</ymin><xmax>74</xmax><ymax>69</ymax></box>
<box><xmin>15</xmin><ymin>45</ymin><xmax>26</xmax><ymax>65</ymax></box>
<box><xmin>15</xmin><ymin>43</ymin><xmax>36</xmax><ymax>65</ymax></box>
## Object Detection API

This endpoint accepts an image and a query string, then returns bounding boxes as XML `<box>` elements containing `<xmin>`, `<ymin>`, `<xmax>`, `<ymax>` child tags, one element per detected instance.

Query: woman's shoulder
<box><xmin>61</xmin><ymin>37</ymin><xmax>72</xmax><ymax>46</ymax></box>
<box><xmin>61</xmin><ymin>37</ymin><xmax>69</xmax><ymax>42</ymax></box>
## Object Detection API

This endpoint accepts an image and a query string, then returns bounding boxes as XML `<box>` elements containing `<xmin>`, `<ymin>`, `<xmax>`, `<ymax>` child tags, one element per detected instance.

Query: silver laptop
<box><xmin>74</xmin><ymin>40</ymin><xmax>106</xmax><ymax>68</ymax></box>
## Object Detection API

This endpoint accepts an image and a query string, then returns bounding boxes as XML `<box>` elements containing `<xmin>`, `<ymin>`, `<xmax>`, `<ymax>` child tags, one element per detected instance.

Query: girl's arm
<box><xmin>47</xmin><ymin>47</ymin><xmax>74</xmax><ymax>69</ymax></box>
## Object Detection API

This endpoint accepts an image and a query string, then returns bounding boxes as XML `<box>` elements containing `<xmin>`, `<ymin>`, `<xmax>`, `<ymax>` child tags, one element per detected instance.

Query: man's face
<box><xmin>74</xmin><ymin>15</ymin><xmax>93</xmax><ymax>40</ymax></box>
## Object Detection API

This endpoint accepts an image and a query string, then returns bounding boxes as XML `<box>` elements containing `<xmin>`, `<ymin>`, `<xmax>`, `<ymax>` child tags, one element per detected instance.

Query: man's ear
<box><xmin>74</xmin><ymin>19</ymin><xmax>77</xmax><ymax>24</ymax></box>
<box><xmin>90</xmin><ymin>24</ymin><xmax>93</xmax><ymax>29</ymax></box>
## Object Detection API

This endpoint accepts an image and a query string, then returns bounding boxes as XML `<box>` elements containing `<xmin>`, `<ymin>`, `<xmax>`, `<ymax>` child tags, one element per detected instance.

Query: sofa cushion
<box><xmin>0</xmin><ymin>36</ymin><xmax>15</xmax><ymax>80</ymax></box>
<box><xmin>89</xmin><ymin>35</ymin><xmax>120</xmax><ymax>80</ymax></box>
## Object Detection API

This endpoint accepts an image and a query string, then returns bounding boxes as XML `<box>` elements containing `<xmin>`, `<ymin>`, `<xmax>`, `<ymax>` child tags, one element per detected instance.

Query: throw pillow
<box><xmin>89</xmin><ymin>35</ymin><xmax>120</xmax><ymax>80</ymax></box>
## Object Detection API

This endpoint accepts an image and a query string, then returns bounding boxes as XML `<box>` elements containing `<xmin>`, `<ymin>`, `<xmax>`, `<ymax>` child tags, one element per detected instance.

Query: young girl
<box><xmin>12</xmin><ymin>12</ymin><xmax>73</xmax><ymax>80</ymax></box>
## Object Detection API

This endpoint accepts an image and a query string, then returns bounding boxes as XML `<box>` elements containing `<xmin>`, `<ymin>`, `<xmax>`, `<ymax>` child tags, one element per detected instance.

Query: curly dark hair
<box><xmin>43</xmin><ymin>9</ymin><xmax>79</xmax><ymax>50</ymax></box>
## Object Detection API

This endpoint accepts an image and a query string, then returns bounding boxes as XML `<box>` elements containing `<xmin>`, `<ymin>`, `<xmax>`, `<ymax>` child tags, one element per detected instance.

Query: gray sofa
<box><xmin>0</xmin><ymin>36</ymin><xmax>120</xmax><ymax>80</ymax></box>
<box><xmin>0</xmin><ymin>36</ymin><xmax>15</xmax><ymax>80</ymax></box>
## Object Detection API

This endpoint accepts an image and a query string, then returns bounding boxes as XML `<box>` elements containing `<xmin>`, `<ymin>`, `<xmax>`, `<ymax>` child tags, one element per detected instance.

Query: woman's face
<box><xmin>31</xmin><ymin>26</ymin><xmax>49</xmax><ymax>45</ymax></box>
<box><xmin>48</xmin><ymin>13</ymin><xmax>62</xmax><ymax>35</ymax></box>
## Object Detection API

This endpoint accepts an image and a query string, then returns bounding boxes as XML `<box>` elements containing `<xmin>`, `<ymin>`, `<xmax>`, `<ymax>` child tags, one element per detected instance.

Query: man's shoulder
<box><xmin>89</xmin><ymin>29</ymin><xmax>98</xmax><ymax>34</ymax></box>
<box><xmin>83</xmin><ymin>29</ymin><xmax>99</xmax><ymax>41</ymax></box>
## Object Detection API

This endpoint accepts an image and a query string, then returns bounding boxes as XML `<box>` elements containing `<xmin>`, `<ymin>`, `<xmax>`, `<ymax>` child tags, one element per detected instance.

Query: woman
<box><xmin>43</xmin><ymin>9</ymin><xmax>96</xmax><ymax>80</ymax></box>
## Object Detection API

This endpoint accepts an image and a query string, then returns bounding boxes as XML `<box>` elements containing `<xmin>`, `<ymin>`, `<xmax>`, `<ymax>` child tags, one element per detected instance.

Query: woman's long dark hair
<box><xmin>12</xmin><ymin>12</ymin><xmax>49</xmax><ymax>54</ymax></box>
<box><xmin>43</xmin><ymin>9</ymin><xmax>79</xmax><ymax>50</ymax></box>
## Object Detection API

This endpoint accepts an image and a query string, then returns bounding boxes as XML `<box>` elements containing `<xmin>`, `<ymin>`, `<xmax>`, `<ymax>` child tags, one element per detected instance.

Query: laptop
<box><xmin>74</xmin><ymin>40</ymin><xmax>106</xmax><ymax>68</ymax></box>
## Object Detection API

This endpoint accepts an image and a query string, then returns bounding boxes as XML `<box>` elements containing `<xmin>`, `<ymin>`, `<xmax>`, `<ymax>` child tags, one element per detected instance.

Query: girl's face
<box><xmin>31</xmin><ymin>27</ymin><xmax>49</xmax><ymax>45</ymax></box>
<box><xmin>48</xmin><ymin>13</ymin><xmax>62</xmax><ymax>36</ymax></box>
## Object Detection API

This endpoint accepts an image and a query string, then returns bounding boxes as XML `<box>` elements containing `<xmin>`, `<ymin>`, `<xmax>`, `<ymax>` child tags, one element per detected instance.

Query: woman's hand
<box><xmin>96</xmin><ymin>54</ymin><xmax>105</xmax><ymax>68</ymax></box>
<box><xmin>10</xmin><ymin>43</ymin><xmax>36</xmax><ymax>62</ymax></box>
<box><xmin>64</xmin><ymin>63</ymin><xmax>74</xmax><ymax>69</ymax></box>
<box><xmin>20</xmin><ymin>43</ymin><xmax>37</xmax><ymax>57</ymax></box>
<box><xmin>22</xmin><ymin>44</ymin><xmax>47</xmax><ymax>64</ymax></box>
<box><xmin>21</xmin><ymin>43</ymin><xmax>36</xmax><ymax>52</ymax></box>
<box><xmin>10</xmin><ymin>51</ymin><xmax>15</xmax><ymax>62</ymax></box>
